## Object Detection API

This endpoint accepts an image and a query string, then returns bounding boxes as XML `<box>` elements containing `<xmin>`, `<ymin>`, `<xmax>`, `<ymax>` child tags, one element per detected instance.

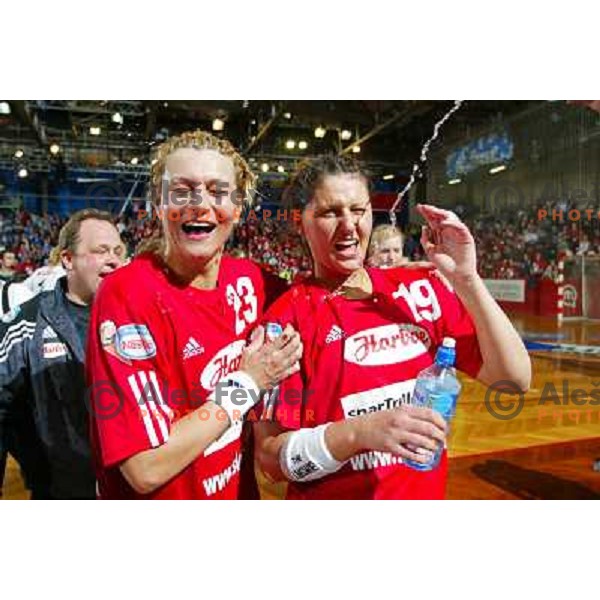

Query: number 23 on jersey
<box><xmin>226</xmin><ymin>277</ymin><xmax>258</xmax><ymax>334</ymax></box>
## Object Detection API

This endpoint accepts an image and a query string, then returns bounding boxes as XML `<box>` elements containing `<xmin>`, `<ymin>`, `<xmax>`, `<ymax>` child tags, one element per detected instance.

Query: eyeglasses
<box><xmin>73</xmin><ymin>246</ymin><xmax>126</xmax><ymax>260</ymax></box>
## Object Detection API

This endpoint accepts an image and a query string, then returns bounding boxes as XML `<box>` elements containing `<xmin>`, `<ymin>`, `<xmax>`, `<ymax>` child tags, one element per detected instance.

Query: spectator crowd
<box><xmin>2</xmin><ymin>196</ymin><xmax>600</xmax><ymax>285</ymax></box>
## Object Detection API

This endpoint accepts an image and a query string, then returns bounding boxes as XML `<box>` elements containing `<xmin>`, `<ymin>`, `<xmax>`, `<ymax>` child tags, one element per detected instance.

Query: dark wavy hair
<box><xmin>282</xmin><ymin>154</ymin><xmax>370</xmax><ymax>212</ymax></box>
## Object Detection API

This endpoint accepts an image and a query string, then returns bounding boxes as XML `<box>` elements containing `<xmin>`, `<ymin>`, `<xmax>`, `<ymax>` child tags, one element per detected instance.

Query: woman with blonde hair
<box><xmin>367</xmin><ymin>223</ymin><xmax>407</xmax><ymax>268</ymax></box>
<box><xmin>86</xmin><ymin>130</ymin><xmax>302</xmax><ymax>499</ymax></box>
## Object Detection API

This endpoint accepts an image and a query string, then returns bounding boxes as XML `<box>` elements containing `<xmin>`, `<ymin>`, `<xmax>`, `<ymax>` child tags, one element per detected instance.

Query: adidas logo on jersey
<box><xmin>325</xmin><ymin>325</ymin><xmax>345</xmax><ymax>344</ymax></box>
<box><xmin>183</xmin><ymin>337</ymin><xmax>205</xmax><ymax>360</ymax></box>
<box><xmin>42</xmin><ymin>325</ymin><xmax>57</xmax><ymax>339</ymax></box>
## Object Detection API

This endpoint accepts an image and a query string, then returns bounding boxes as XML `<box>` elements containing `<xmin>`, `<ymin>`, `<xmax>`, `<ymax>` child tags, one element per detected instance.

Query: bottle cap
<box><xmin>436</xmin><ymin>337</ymin><xmax>456</xmax><ymax>367</ymax></box>
<box><xmin>442</xmin><ymin>337</ymin><xmax>456</xmax><ymax>348</ymax></box>
<box><xmin>265</xmin><ymin>322</ymin><xmax>283</xmax><ymax>341</ymax></box>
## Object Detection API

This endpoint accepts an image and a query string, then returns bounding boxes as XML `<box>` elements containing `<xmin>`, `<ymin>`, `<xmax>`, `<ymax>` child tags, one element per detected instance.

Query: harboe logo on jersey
<box><xmin>200</xmin><ymin>339</ymin><xmax>246</xmax><ymax>391</ymax></box>
<box><xmin>344</xmin><ymin>323</ymin><xmax>431</xmax><ymax>366</ymax></box>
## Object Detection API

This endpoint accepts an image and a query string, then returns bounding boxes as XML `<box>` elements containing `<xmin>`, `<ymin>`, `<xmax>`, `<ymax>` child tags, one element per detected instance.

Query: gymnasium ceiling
<box><xmin>0</xmin><ymin>100</ymin><xmax>540</xmax><ymax>179</ymax></box>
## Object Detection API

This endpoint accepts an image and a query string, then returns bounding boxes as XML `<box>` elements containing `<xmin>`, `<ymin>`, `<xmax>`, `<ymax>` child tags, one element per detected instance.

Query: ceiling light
<box><xmin>341</xmin><ymin>129</ymin><xmax>352</xmax><ymax>140</ymax></box>
<box><xmin>314</xmin><ymin>126</ymin><xmax>326</xmax><ymax>138</ymax></box>
<box><xmin>448</xmin><ymin>178</ymin><xmax>462</xmax><ymax>185</ymax></box>
<box><xmin>383</xmin><ymin>174</ymin><xmax>394</xmax><ymax>180</ymax></box>
<box><xmin>18</xmin><ymin>167</ymin><xmax>28</xmax><ymax>178</ymax></box>
<box><xmin>130</xmin><ymin>157</ymin><xmax>139</xmax><ymax>165</ymax></box>
<box><xmin>285</xmin><ymin>140</ymin><xmax>296</xmax><ymax>150</ymax></box>
<box><xmin>90</xmin><ymin>126</ymin><xmax>101</xmax><ymax>136</ymax></box>
<box><xmin>49</xmin><ymin>144</ymin><xmax>60</xmax><ymax>155</ymax></box>
<box><xmin>352</xmin><ymin>145</ymin><xmax>361</xmax><ymax>153</ymax></box>
<box><xmin>284</xmin><ymin>112</ymin><xmax>292</xmax><ymax>119</ymax></box>
<box><xmin>489</xmin><ymin>165</ymin><xmax>507</xmax><ymax>174</ymax></box>
<box><xmin>298</xmin><ymin>140</ymin><xmax>308</xmax><ymax>150</ymax></box>
<box><xmin>277</xmin><ymin>165</ymin><xmax>285</xmax><ymax>173</ymax></box>
<box><xmin>112</xmin><ymin>112</ymin><xmax>123</xmax><ymax>124</ymax></box>
<box><xmin>212</xmin><ymin>118</ymin><xmax>225</xmax><ymax>131</ymax></box>
<box><xmin>14</xmin><ymin>149</ymin><xmax>24</xmax><ymax>159</ymax></box>
<box><xmin>0</xmin><ymin>102</ymin><xmax>11</xmax><ymax>115</ymax></box>
<box><xmin>261</xmin><ymin>163</ymin><xmax>269</xmax><ymax>173</ymax></box>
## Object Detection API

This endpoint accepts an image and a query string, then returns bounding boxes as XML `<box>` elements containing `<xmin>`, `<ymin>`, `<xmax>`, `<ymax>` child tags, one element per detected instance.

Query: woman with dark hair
<box><xmin>255</xmin><ymin>155</ymin><xmax>530</xmax><ymax>500</ymax></box>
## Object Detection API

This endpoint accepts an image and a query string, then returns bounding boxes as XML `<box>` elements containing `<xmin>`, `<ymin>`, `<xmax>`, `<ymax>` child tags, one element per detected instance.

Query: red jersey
<box><xmin>263</xmin><ymin>267</ymin><xmax>483</xmax><ymax>500</ymax></box>
<box><xmin>86</xmin><ymin>252</ymin><xmax>265</xmax><ymax>499</ymax></box>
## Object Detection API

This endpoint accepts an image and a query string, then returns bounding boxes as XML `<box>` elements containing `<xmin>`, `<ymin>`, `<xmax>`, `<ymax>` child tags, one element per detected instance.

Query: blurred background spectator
<box><xmin>1</xmin><ymin>197</ymin><xmax>599</xmax><ymax>287</ymax></box>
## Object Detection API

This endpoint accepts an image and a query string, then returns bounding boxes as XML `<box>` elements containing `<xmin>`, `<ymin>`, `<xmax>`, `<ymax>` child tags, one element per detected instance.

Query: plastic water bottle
<box><xmin>404</xmin><ymin>337</ymin><xmax>461</xmax><ymax>471</ymax></box>
<box><xmin>262</xmin><ymin>323</ymin><xmax>284</xmax><ymax>420</ymax></box>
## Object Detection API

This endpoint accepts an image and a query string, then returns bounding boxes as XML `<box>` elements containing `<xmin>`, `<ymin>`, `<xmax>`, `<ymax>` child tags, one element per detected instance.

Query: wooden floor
<box><xmin>451</xmin><ymin>315</ymin><xmax>600</xmax><ymax>458</ymax></box>
<box><xmin>1</xmin><ymin>456</ymin><xmax>29</xmax><ymax>500</ymax></box>
<box><xmin>3</xmin><ymin>314</ymin><xmax>600</xmax><ymax>500</ymax></box>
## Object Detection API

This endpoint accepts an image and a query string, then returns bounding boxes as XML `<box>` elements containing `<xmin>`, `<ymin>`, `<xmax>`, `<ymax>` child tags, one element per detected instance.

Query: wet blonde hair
<box><xmin>135</xmin><ymin>236</ymin><xmax>163</xmax><ymax>256</ymax></box>
<box><xmin>368</xmin><ymin>224</ymin><xmax>404</xmax><ymax>258</ymax></box>
<box><xmin>149</xmin><ymin>129</ymin><xmax>256</xmax><ymax>208</ymax></box>
<box><xmin>144</xmin><ymin>130</ymin><xmax>255</xmax><ymax>256</ymax></box>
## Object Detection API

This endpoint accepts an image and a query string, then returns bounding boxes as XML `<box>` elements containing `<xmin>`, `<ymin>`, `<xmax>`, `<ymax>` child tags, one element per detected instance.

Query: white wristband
<box><xmin>210</xmin><ymin>370</ymin><xmax>261</xmax><ymax>425</ymax></box>
<box><xmin>280</xmin><ymin>423</ymin><xmax>345</xmax><ymax>482</ymax></box>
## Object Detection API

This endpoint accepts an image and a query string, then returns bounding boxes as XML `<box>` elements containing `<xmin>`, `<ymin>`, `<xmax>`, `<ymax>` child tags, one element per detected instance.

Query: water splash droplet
<box><xmin>389</xmin><ymin>101</ymin><xmax>464</xmax><ymax>226</ymax></box>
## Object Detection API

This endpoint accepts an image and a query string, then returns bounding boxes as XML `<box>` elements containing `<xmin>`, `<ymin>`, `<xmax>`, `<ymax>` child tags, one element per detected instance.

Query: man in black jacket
<box><xmin>0</xmin><ymin>209</ymin><xmax>125</xmax><ymax>499</ymax></box>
